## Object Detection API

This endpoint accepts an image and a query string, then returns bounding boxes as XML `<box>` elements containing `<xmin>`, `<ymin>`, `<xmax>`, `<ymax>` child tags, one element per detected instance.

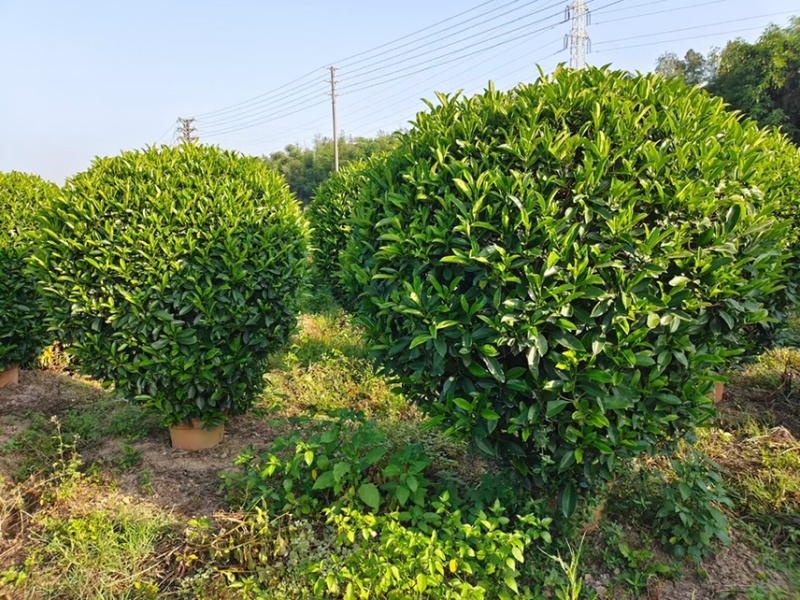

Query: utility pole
<box><xmin>178</xmin><ymin>117</ymin><xmax>196</xmax><ymax>143</ymax></box>
<box><xmin>567</xmin><ymin>0</ymin><xmax>590</xmax><ymax>69</ymax></box>
<box><xmin>329</xmin><ymin>66</ymin><xmax>339</xmax><ymax>172</ymax></box>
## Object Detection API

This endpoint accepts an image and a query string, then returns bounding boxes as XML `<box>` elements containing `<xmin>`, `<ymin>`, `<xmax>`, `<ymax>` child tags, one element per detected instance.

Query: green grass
<box><xmin>262</xmin><ymin>310</ymin><xmax>415</xmax><ymax>421</ymax></box>
<box><xmin>0</xmin><ymin>432</ymin><xmax>178</xmax><ymax>600</ymax></box>
<box><xmin>21</xmin><ymin>498</ymin><xmax>177</xmax><ymax>599</ymax></box>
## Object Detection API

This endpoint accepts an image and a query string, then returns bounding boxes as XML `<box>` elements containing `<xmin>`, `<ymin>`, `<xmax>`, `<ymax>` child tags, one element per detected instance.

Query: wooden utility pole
<box><xmin>329</xmin><ymin>66</ymin><xmax>339</xmax><ymax>172</ymax></box>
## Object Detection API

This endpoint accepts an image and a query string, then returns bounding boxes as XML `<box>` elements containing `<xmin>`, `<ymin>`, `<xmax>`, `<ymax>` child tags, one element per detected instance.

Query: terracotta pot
<box><xmin>0</xmin><ymin>365</ymin><xmax>19</xmax><ymax>389</ymax></box>
<box><xmin>169</xmin><ymin>419</ymin><xmax>224</xmax><ymax>451</ymax></box>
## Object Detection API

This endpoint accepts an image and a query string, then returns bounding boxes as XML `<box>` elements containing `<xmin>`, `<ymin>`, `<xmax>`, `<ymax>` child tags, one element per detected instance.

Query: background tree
<box><xmin>708</xmin><ymin>18</ymin><xmax>800</xmax><ymax>143</ymax></box>
<box><xmin>655</xmin><ymin>18</ymin><xmax>800</xmax><ymax>144</ymax></box>
<box><xmin>655</xmin><ymin>49</ymin><xmax>711</xmax><ymax>86</ymax></box>
<box><xmin>262</xmin><ymin>134</ymin><xmax>399</xmax><ymax>203</ymax></box>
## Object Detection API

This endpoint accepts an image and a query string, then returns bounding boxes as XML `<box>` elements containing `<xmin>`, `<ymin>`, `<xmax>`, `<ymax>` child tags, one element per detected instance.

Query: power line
<box><xmin>342</xmin><ymin>39</ymin><xmax>565</xmax><ymax>134</ymax></box>
<box><xmin>339</xmin><ymin>29</ymin><xmax>564</xmax><ymax>120</ymax></box>
<box><xmin>340</xmin><ymin>0</ymin><xmax>565</xmax><ymax>85</ymax></box>
<box><xmin>194</xmin><ymin>69</ymin><xmax>324</xmax><ymax>120</ymax></box>
<box><xmin>201</xmin><ymin>4</ymin><xmax>561</xmax><ymax>131</ymax></box>
<box><xmin>200</xmin><ymin>6</ymin><xmax>568</xmax><ymax>138</ymax></box>
<box><xmin>338</xmin><ymin>0</ymin><xmax>531</xmax><ymax>70</ymax></box>
<box><xmin>593</xmin><ymin>0</ymin><xmax>734</xmax><ymax>25</ymax></box>
<box><xmin>196</xmin><ymin>78</ymin><xmax>328</xmax><ymax>127</ymax></box>
<box><xmin>590</xmin><ymin>0</ymin><xmax>668</xmax><ymax>16</ymax></box>
<box><xmin>594</xmin><ymin>25</ymin><xmax>765</xmax><ymax>53</ymax></box>
<box><xmin>593</xmin><ymin>11</ymin><xmax>799</xmax><ymax>46</ymax></box>
<box><xmin>195</xmin><ymin>0</ymin><xmax>505</xmax><ymax>121</ymax></box>
<box><xmin>194</xmin><ymin>0</ymin><xmax>564</xmax><ymax>137</ymax></box>
<box><xmin>200</xmin><ymin>98</ymin><xmax>330</xmax><ymax>139</ymax></box>
<box><xmin>587</xmin><ymin>0</ymin><xmax>627</xmax><ymax>13</ymax></box>
<box><xmin>153</xmin><ymin>121</ymin><xmax>176</xmax><ymax>145</ymax></box>
<box><xmin>336</xmin><ymin>0</ymin><xmax>504</xmax><ymax>67</ymax></box>
<box><xmin>340</xmin><ymin>15</ymin><xmax>567</xmax><ymax>94</ymax></box>
<box><xmin>339</xmin><ymin>0</ymin><xmax>557</xmax><ymax>78</ymax></box>
<box><xmin>217</xmin><ymin>118</ymin><xmax>330</xmax><ymax>149</ymax></box>
<box><xmin>233</xmin><ymin>36</ymin><xmax>565</xmax><ymax>153</ymax></box>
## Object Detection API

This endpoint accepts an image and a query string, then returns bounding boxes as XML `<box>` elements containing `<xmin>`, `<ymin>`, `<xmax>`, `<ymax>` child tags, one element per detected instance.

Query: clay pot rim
<box><xmin>169</xmin><ymin>419</ymin><xmax>224</xmax><ymax>431</ymax></box>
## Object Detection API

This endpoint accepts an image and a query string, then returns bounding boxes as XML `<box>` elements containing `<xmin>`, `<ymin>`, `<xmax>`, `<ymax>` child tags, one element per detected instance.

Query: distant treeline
<box><xmin>656</xmin><ymin>17</ymin><xmax>799</xmax><ymax>144</ymax></box>
<box><xmin>261</xmin><ymin>134</ymin><xmax>398</xmax><ymax>204</ymax></box>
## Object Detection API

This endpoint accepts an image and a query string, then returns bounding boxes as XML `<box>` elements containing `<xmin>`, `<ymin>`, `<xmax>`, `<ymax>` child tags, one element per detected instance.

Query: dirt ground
<box><xmin>0</xmin><ymin>370</ymin><xmax>284</xmax><ymax>517</ymax></box>
<box><xmin>722</xmin><ymin>380</ymin><xmax>800</xmax><ymax>440</ymax></box>
<box><xmin>110</xmin><ymin>413</ymin><xmax>282</xmax><ymax>517</ymax></box>
<box><xmin>583</xmin><ymin>527</ymin><xmax>791</xmax><ymax>600</ymax></box>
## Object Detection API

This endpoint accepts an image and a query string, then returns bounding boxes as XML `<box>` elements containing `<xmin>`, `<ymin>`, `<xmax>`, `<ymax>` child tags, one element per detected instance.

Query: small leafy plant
<box><xmin>31</xmin><ymin>144</ymin><xmax>309</xmax><ymax>427</ymax></box>
<box><xmin>224</xmin><ymin>412</ymin><xmax>432</xmax><ymax>517</ymax></box>
<box><xmin>0</xmin><ymin>172</ymin><xmax>58</xmax><ymax>371</ymax></box>
<box><xmin>653</xmin><ymin>452</ymin><xmax>734</xmax><ymax>561</ymax></box>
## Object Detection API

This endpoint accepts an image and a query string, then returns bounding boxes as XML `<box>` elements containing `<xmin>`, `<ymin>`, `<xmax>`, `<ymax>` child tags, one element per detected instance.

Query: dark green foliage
<box><xmin>607</xmin><ymin>451</ymin><xmax>733</xmax><ymax>562</ymax></box>
<box><xmin>341</xmin><ymin>66</ymin><xmax>793</xmax><ymax>515</ymax></box>
<box><xmin>738</xmin><ymin>135</ymin><xmax>800</xmax><ymax>350</ymax></box>
<box><xmin>654</xmin><ymin>21</ymin><xmax>800</xmax><ymax>332</ymax></box>
<box><xmin>262</xmin><ymin>134</ymin><xmax>399</xmax><ymax>203</ymax></box>
<box><xmin>307</xmin><ymin>160</ymin><xmax>371</xmax><ymax>304</ymax></box>
<box><xmin>31</xmin><ymin>144</ymin><xmax>309</xmax><ymax>426</ymax></box>
<box><xmin>0</xmin><ymin>172</ymin><xmax>58</xmax><ymax>370</ymax></box>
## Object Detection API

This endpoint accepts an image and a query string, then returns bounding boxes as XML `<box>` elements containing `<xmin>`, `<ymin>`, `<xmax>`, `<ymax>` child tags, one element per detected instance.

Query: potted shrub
<box><xmin>31</xmin><ymin>144</ymin><xmax>309</xmax><ymax>449</ymax></box>
<box><xmin>0</xmin><ymin>172</ymin><xmax>57</xmax><ymax>388</ymax></box>
<box><xmin>341</xmin><ymin>67</ymin><xmax>795</xmax><ymax>517</ymax></box>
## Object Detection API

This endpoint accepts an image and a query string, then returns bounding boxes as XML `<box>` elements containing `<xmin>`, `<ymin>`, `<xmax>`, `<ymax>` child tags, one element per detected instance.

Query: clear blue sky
<box><xmin>1</xmin><ymin>0</ymin><xmax>796</xmax><ymax>183</ymax></box>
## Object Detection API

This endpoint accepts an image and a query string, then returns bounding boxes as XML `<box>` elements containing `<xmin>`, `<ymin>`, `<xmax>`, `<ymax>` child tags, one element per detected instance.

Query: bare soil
<box><xmin>0</xmin><ymin>369</ymin><xmax>104</xmax><ymax>419</ymax></box>
<box><xmin>653</xmin><ymin>534</ymin><xmax>789</xmax><ymax>599</ymax></box>
<box><xmin>722</xmin><ymin>378</ymin><xmax>800</xmax><ymax>439</ymax></box>
<box><xmin>109</xmin><ymin>413</ymin><xmax>283</xmax><ymax>517</ymax></box>
<box><xmin>583</xmin><ymin>525</ymin><xmax>791</xmax><ymax>600</ymax></box>
<box><xmin>0</xmin><ymin>370</ymin><xmax>286</xmax><ymax>517</ymax></box>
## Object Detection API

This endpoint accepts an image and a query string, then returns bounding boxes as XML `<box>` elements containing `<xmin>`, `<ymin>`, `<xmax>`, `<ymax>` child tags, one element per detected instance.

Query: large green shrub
<box><xmin>754</xmin><ymin>136</ymin><xmax>800</xmax><ymax>344</ymax></box>
<box><xmin>307</xmin><ymin>160</ymin><xmax>368</xmax><ymax>303</ymax></box>
<box><xmin>341</xmin><ymin>67</ymin><xmax>794</xmax><ymax>515</ymax></box>
<box><xmin>32</xmin><ymin>144</ymin><xmax>308</xmax><ymax>426</ymax></box>
<box><xmin>0</xmin><ymin>172</ymin><xmax>58</xmax><ymax>371</ymax></box>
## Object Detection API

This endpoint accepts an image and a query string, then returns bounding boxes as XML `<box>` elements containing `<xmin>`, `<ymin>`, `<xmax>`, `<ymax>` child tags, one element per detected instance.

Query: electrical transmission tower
<box><xmin>177</xmin><ymin>117</ymin><xmax>196</xmax><ymax>143</ymax></box>
<box><xmin>567</xmin><ymin>0</ymin><xmax>590</xmax><ymax>69</ymax></box>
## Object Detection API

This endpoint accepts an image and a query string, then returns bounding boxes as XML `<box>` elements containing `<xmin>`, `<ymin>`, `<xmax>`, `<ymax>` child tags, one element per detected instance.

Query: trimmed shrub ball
<box><xmin>307</xmin><ymin>159</ymin><xmax>368</xmax><ymax>305</ymax></box>
<box><xmin>0</xmin><ymin>171</ymin><xmax>58</xmax><ymax>371</ymax></box>
<box><xmin>32</xmin><ymin>144</ymin><xmax>309</xmax><ymax>427</ymax></box>
<box><xmin>341</xmin><ymin>67</ymin><xmax>794</xmax><ymax>515</ymax></box>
